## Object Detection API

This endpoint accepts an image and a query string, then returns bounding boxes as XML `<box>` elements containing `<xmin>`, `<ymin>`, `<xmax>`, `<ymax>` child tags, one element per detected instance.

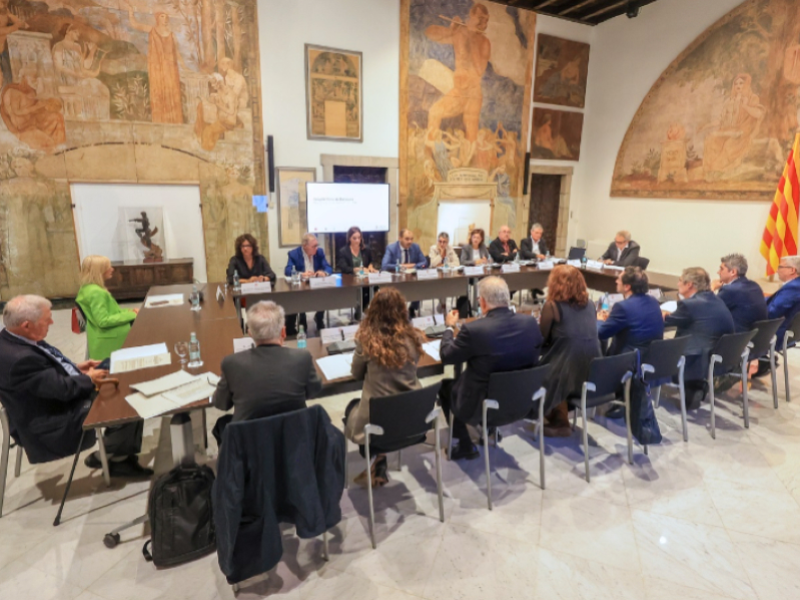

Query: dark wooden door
<box><xmin>528</xmin><ymin>174</ymin><xmax>561</xmax><ymax>253</ymax></box>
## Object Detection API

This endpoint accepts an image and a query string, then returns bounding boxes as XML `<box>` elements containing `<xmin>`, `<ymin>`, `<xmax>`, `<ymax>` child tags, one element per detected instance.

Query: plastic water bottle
<box><xmin>190</xmin><ymin>285</ymin><xmax>201</xmax><ymax>311</ymax></box>
<box><xmin>476</xmin><ymin>303</ymin><xmax>483</xmax><ymax>319</ymax></box>
<box><xmin>580</xmin><ymin>255</ymin><xmax>588</xmax><ymax>269</ymax></box>
<box><xmin>546</xmin><ymin>250</ymin><xmax>551</xmax><ymax>260</ymax></box>
<box><xmin>359</xmin><ymin>265</ymin><xmax>365</xmax><ymax>280</ymax></box>
<box><xmin>232</xmin><ymin>269</ymin><xmax>241</xmax><ymax>293</ymax></box>
<box><xmin>291</xmin><ymin>265</ymin><xmax>300</xmax><ymax>286</ymax></box>
<box><xmin>602</xmin><ymin>293</ymin><xmax>610</xmax><ymax>312</ymax></box>
<box><xmin>188</xmin><ymin>332</ymin><xmax>203</xmax><ymax>368</ymax></box>
<box><xmin>297</xmin><ymin>325</ymin><xmax>307</xmax><ymax>349</ymax></box>
<box><xmin>442</xmin><ymin>254</ymin><xmax>450</xmax><ymax>275</ymax></box>
<box><xmin>395</xmin><ymin>262</ymin><xmax>401</xmax><ymax>276</ymax></box>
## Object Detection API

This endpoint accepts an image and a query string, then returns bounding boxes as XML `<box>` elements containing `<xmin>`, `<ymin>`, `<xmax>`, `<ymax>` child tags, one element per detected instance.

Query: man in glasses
<box><xmin>755</xmin><ymin>255</ymin><xmax>800</xmax><ymax>376</ymax></box>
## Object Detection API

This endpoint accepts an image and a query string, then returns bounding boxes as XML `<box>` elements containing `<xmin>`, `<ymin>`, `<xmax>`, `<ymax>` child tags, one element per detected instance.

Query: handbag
<box><xmin>71</xmin><ymin>306</ymin><xmax>86</xmax><ymax>334</ymax></box>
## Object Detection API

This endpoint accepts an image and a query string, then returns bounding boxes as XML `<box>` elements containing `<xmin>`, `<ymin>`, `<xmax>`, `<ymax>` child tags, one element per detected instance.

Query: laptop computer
<box><xmin>567</xmin><ymin>247</ymin><xmax>586</xmax><ymax>261</ymax></box>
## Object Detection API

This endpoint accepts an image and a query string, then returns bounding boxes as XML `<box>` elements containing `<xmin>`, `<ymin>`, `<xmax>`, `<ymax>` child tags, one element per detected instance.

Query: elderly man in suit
<box><xmin>0</xmin><ymin>295</ymin><xmax>151</xmax><ymax>476</ymax></box>
<box><xmin>519</xmin><ymin>222</ymin><xmax>549</xmax><ymax>260</ymax></box>
<box><xmin>753</xmin><ymin>255</ymin><xmax>800</xmax><ymax>376</ymax></box>
<box><xmin>439</xmin><ymin>276</ymin><xmax>543</xmax><ymax>460</ymax></box>
<box><xmin>598</xmin><ymin>267</ymin><xmax>664</xmax><ymax>355</ymax></box>
<box><xmin>601</xmin><ymin>230</ymin><xmax>641</xmax><ymax>267</ymax></box>
<box><xmin>213</xmin><ymin>300</ymin><xmax>322</xmax><ymax>443</ymax></box>
<box><xmin>488</xmin><ymin>225</ymin><xmax>519</xmax><ymax>264</ymax></box>
<box><xmin>664</xmin><ymin>267</ymin><xmax>735</xmax><ymax>409</ymax></box>
<box><xmin>382</xmin><ymin>228</ymin><xmax>427</xmax><ymax>317</ymax></box>
<box><xmin>710</xmin><ymin>253</ymin><xmax>767</xmax><ymax>333</ymax></box>
<box><xmin>284</xmin><ymin>232</ymin><xmax>333</xmax><ymax>334</ymax></box>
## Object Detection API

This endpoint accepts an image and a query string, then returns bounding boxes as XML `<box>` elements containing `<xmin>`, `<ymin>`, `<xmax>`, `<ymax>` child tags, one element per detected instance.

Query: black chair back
<box><xmin>369</xmin><ymin>383</ymin><xmax>441</xmax><ymax>453</ymax></box>
<box><xmin>711</xmin><ymin>330</ymin><xmax>757</xmax><ymax>372</ymax></box>
<box><xmin>637</xmin><ymin>257</ymin><xmax>650</xmax><ymax>270</ymax></box>
<box><xmin>641</xmin><ymin>336</ymin><xmax>691</xmax><ymax>380</ymax></box>
<box><xmin>485</xmin><ymin>364</ymin><xmax>551</xmax><ymax>428</ymax></box>
<box><xmin>748</xmin><ymin>318</ymin><xmax>784</xmax><ymax>360</ymax></box>
<box><xmin>785</xmin><ymin>312</ymin><xmax>800</xmax><ymax>346</ymax></box>
<box><xmin>586</xmin><ymin>350</ymin><xmax>638</xmax><ymax>399</ymax></box>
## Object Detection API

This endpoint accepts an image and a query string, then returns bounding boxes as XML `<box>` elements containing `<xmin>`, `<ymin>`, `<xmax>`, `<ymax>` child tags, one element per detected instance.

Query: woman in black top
<box><xmin>336</xmin><ymin>226</ymin><xmax>375</xmax><ymax>274</ymax></box>
<box><xmin>226</xmin><ymin>233</ymin><xmax>276</xmax><ymax>285</ymax></box>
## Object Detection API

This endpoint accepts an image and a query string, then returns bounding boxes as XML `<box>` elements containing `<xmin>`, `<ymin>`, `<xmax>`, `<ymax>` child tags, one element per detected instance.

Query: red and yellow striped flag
<box><xmin>761</xmin><ymin>133</ymin><xmax>800</xmax><ymax>276</ymax></box>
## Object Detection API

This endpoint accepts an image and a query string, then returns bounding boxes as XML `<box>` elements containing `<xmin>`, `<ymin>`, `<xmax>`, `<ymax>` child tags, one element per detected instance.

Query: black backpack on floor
<box><xmin>142</xmin><ymin>463</ymin><xmax>217</xmax><ymax>568</ymax></box>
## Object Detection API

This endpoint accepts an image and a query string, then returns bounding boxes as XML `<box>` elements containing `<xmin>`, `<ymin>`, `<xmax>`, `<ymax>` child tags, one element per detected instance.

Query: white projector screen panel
<box><xmin>437</xmin><ymin>200</ymin><xmax>492</xmax><ymax>248</ymax></box>
<box><xmin>71</xmin><ymin>183</ymin><xmax>208</xmax><ymax>282</ymax></box>
<box><xmin>306</xmin><ymin>182</ymin><xmax>390</xmax><ymax>233</ymax></box>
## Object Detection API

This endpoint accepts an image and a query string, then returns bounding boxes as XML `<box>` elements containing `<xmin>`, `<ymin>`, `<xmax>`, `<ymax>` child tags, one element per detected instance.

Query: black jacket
<box><xmin>600</xmin><ymin>240</ymin><xmax>641</xmax><ymax>267</ymax></box>
<box><xmin>336</xmin><ymin>246</ymin><xmax>374</xmax><ymax>274</ymax></box>
<box><xmin>213</xmin><ymin>405</ymin><xmax>345</xmax><ymax>584</ymax></box>
<box><xmin>488</xmin><ymin>237</ymin><xmax>519</xmax><ymax>263</ymax></box>
<box><xmin>226</xmin><ymin>255</ymin><xmax>276</xmax><ymax>286</ymax></box>
<box><xmin>440</xmin><ymin>307</ymin><xmax>543</xmax><ymax>423</ymax></box>
<box><xmin>0</xmin><ymin>329</ymin><xmax>97</xmax><ymax>463</ymax></box>
<box><xmin>519</xmin><ymin>236</ymin><xmax>549</xmax><ymax>260</ymax></box>
<box><xmin>598</xmin><ymin>293</ymin><xmax>664</xmax><ymax>356</ymax></box>
<box><xmin>717</xmin><ymin>277</ymin><xmax>768</xmax><ymax>333</ymax></box>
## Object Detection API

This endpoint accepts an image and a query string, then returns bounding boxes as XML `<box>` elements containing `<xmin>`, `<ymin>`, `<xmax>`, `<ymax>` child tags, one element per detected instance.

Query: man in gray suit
<box><xmin>212</xmin><ymin>300</ymin><xmax>322</xmax><ymax>443</ymax></box>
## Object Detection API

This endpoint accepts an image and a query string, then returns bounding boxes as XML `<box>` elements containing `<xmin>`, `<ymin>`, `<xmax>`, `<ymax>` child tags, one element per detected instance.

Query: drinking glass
<box><xmin>174</xmin><ymin>341</ymin><xmax>189</xmax><ymax>370</ymax></box>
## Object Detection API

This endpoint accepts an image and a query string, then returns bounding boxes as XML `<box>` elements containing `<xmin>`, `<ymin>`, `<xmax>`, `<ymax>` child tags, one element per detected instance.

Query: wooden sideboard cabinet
<box><xmin>105</xmin><ymin>259</ymin><xmax>194</xmax><ymax>300</ymax></box>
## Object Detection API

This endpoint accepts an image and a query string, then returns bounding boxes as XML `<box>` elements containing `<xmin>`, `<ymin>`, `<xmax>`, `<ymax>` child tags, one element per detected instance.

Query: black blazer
<box><xmin>0</xmin><ymin>329</ymin><xmax>97</xmax><ymax>463</ymax></box>
<box><xmin>226</xmin><ymin>254</ymin><xmax>276</xmax><ymax>286</ymax></box>
<box><xmin>717</xmin><ymin>277</ymin><xmax>768</xmax><ymax>333</ymax></box>
<box><xmin>519</xmin><ymin>236</ymin><xmax>549</xmax><ymax>260</ymax></box>
<box><xmin>440</xmin><ymin>307</ymin><xmax>543</xmax><ymax>423</ymax></box>
<box><xmin>488</xmin><ymin>237</ymin><xmax>519</xmax><ymax>263</ymax></box>
<box><xmin>664</xmin><ymin>290</ymin><xmax>735</xmax><ymax>380</ymax></box>
<box><xmin>598</xmin><ymin>293</ymin><xmax>664</xmax><ymax>355</ymax></box>
<box><xmin>336</xmin><ymin>246</ymin><xmax>374</xmax><ymax>274</ymax></box>
<box><xmin>600</xmin><ymin>240</ymin><xmax>641</xmax><ymax>267</ymax></box>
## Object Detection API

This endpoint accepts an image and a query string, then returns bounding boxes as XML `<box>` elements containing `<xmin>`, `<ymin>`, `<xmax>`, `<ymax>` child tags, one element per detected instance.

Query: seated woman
<box><xmin>226</xmin><ymin>233</ymin><xmax>276</xmax><ymax>285</ymax></box>
<box><xmin>76</xmin><ymin>255</ymin><xmax>138</xmax><ymax>361</ymax></box>
<box><xmin>344</xmin><ymin>287</ymin><xmax>422</xmax><ymax>487</ymax></box>
<box><xmin>456</xmin><ymin>228</ymin><xmax>490</xmax><ymax>317</ymax></box>
<box><xmin>337</xmin><ymin>226</ymin><xmax>376</xmax><ymax>319</ymax></box>
<box><xmin>538</xmin><ymin>265</ymin><xmax>602</xmax><ymax>437</ymax></box>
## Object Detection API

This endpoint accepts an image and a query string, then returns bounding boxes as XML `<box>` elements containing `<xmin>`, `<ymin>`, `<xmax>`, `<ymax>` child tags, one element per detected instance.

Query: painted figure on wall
<box><xmin>0</xmin><ymin>0</ymin><xmax>26</xmax><ymax>86</ymax></box>
<box><xmin>533</xmin><ymin>34</ymin><xmax>590</xmax><ymax>109</ymax></box>
<box><xmin>52</xmin><ymin>25</ymin><xmax>110</xmax><ymax>120</ymax></box>
<box><xmin>1</xmin><ymin>65</ymin><xmax>65</xmax><ymax>152</ymax></box>
<box><xmin>195</xmin><ymin>73</ymin><xmax>239</xmax><ymax>150</ymax></box>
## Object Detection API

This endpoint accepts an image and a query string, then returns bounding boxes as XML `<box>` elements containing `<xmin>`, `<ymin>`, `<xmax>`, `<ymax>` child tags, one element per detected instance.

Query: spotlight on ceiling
<box><xmin>626</xmin><ymin>0</ymin><xmax>640</xmax><ymax>18</ymax></box>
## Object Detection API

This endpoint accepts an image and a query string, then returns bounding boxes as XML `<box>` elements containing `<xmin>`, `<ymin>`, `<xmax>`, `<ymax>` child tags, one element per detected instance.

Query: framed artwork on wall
<box><xmin>533</xmin><ymin>34</ymin><xmax>590</xmax><ymax>109</ymax></box>
<box><xmin>305</xmin><ymin>44</ymin><xmax>363</xmax><ymax>142</ymax></box>
<box><xmin>276</xmin><ymin>167</ymin><xmax>317</xmax><ymax>247</ymax></box>
<box><xmin>531</xmin><ymin>108</ymin><xmax>584</xmax><ymax>161</ymax></box>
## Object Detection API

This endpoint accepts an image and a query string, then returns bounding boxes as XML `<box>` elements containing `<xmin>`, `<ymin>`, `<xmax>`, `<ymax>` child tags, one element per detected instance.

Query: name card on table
<box><xmin>567</xmin><ymin>260</ymin><xmax>582</xmax><ymax>268</ymax></box>
<box><xmin>233</xmin><ymin>337</ymin><xmax>255</xmax><ymax>353</ymax></box>
<box><xmin>216</xmin><ymin>286</ymin><xmax>225</xmax><ymax>302</ymax></box>
<box><xmin>464</xmin><ymin>266</ymin><xmax>485</xmax><ymax>276</ymax></box>
<box><xmin>309</xmin><ymin>276</ymin><xmax>337</xmax><ymax>289</ymax></box>
<box><xmin>648</xmin><ymin>288</ymin><xmax>663</xmax><ymax>299</ymax></box>
<box><xmin>607</xmin><ymin>293</ymin><xmax>624</xmax><ymax>308</ymax></box>
<box><xmin>241</xmin><ymin>281</ymin><xmax>272</xmax><ymax>294</ymax></box>
<box><xmin>320</xmin><ymin>327</ymin><xmax>344</xmax><ymax>344</ymax></box>
<box><xmin>586</xmin><ymin>260</ymin><xmax>604</xmax><ymax>270</ymax></box>
<box><xmin>341</xmin><ymin>325</ymin><xmax>360</xmax><ymax>341</ymax></box>
<box><xmin>412</xmin><ymin>315</ymin><xmax>436</xmax><ymax>329</ymax></box>
<box><xmin>537</xmin><ymin>260</ymin><xmax>555</xmax><ymax>271</ymax></box>
<box><xmin>369</xmin><ymin>272</ymin><xmax>393</xmax><ymax>284</ymax></box>
<box><xmin>416</xmin><ymin>269</ymin><xmax>439</xmax><ymax>280</ymax></box>
<box><xmin>501</xmin><ymin>263</ymin><xmax>521</xmax><ymax>273</ymax></box>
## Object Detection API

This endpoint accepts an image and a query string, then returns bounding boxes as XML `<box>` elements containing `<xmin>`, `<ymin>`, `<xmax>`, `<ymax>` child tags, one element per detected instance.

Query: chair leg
<box><xmin>343</xmin><ymin>439</ymin><xmax>350</xmax><ymax>489</ymax></box>
<box><xmin>96</xmin><ymin>430</ymin><xmax>111</xmax><ymax>488</ymax></box>
<box><xmin>396</xmin><ymin>449</ymin><xmax>402</xmax><ymax>472</ymax></box>
<box><xmin>538</xmin><ymin>398</ymin><xmax>546</xmax><ymax>490</ymax></box>
<box><xmin>483</xmin><ymin>408</ymin><xmax>492</xmax><ymax>511</ymax></box>
<box><xmin>709</xmin><ymin>375</ymin><xmax>716</xmax><ymax>440</ymax></box>
<box><xmin>679</xmin><ymin>373</ymin><xmax>688</xmax><ymax>443</ymax></box>
<box><xmin>365</xmin><ymin>442</ymin><xmax>376</xmax><ymax>549</ymax></box>
<box><xmin>784</xmin><ymin>349</ymin><xmax>791</xmax><ymax>403</ymax></box>
<box><xmin>0</xmin><ymin>417</ymin><xmax>9</xmax><ymax>519</ymax></box>
<box><xmin>434</xmin><ymin>417</ymin><xmax>444</xmax><ymax>523</ymax></box>
<box><xmin>14</xmin><ymin>446</ymin><xmax>22</xmax><ymax>478</ymax></box>
<box><xmin>624</xmin><ymin>382</ymin><xmax>633</xmax><ymax>465</ymax></box>
<box><xmin>201</xmin><ymin>409</ymin><xmax>209</xmax><ymax>450</ymax></box>
<box><xmin>322</xmin><ymin>530</ymin><xmax>329</xmax><ymax>561</ymax></box>
<box><xmin>770</xmin><ymin>347</ymin><xmax>779</xmax><ymax>410</ymax></box>
<box><xmin>447</xmin><ymin>412</ymin><xmax>454</xmax><ymax>461</ymax></box>
<box><xmin>653</xmin><ymin>385</ymin><xmax>662</xmax><ymax>409</ymax></box>
<box><xmin>741</xmin><ymin>358</ymin><xmax>750</xmax><ymax>429</ymax></box>
<box><xmin>581</xmin><ymin>399</ymin><xmax>590</xmax><ymax>483</ymax></box>
<box><xmin>54</xmin><ymin>430</ymin><xmax>86</xmax><ymax>526</ymax></box>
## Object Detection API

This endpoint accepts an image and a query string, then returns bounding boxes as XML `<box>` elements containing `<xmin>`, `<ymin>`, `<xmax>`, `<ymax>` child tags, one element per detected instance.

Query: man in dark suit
<box><xmin>381</xmin><ymin>228</ymin><xmax>427</xmax><ymax>317</ymax></box>
<box><xmin>284</xmin><ymin>232</ymin><xmax>332</xmax><ymax>334</ymax></box>
<box><xmin>213</xmin><ymin>300</ymin><xmax>322</xmax><ymax>444</ymax></box>
<box><xmin>519</xmin><ymin>223</ymin><xmax>549</xmax><ymax>260</ymax></box>
<box><xmin>0</xmin><ymin>295</ymin><xmax>151</xmax><ymax>476</ymax></box>
<box><xmin>598</xmin><ymin>267</ymin><xmax>664</xmax><ymax>355</ymax></box>
<box><xmin>600</xmin><ymin>230</ymin><xmax>641</xmax><ymax>267</ymax></box>
<box><xmin>664</xmin><ymin>267</ymin><xmax>735</xmax><ymax>409</ymax></box>
<box><xmin>753</xmin><ymin>255</ymin><xmax>800</xmax><ymax>376</ymax></box>
<box><xmin>488</xmin><ymin>225</ymin><xmax>519</xmax><ymax>264</ymax></box>
<box><xmin>711</xmin><ymin>253</ymin><xmax>767</xmax><ymax>333</ymax></box>
<box><xmin>439</xmin><ymin>277</ymin><xmax>543</xmax><ymax>460</ymax></box>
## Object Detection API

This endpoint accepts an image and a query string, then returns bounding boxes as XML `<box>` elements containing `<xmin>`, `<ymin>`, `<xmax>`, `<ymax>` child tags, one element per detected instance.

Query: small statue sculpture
<box><xmin>129</xmin><ymin>211</ymin><xmax>163</xmax><ymax>263</ymax></box>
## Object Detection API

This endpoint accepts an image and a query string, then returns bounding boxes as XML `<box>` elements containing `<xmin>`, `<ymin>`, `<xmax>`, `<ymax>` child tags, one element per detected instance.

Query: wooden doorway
<box><xmin>529</xmin><ymin>173</ymin><xmax>561</xmax><ymax>254</ymax></box>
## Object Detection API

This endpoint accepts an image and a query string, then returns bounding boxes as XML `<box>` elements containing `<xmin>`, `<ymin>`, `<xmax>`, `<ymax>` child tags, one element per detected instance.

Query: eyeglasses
<box><xmin>778</xmin><ymin>265</ymin><xmax>793</xmax><ymax>269</ymax></box>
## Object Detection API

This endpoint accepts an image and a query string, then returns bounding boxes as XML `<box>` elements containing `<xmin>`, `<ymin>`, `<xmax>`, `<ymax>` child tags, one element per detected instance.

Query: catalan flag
<box><xmin>761</xmin><ymin>133</ymin><xmax>800</xmax><ymax>276</ymax></box>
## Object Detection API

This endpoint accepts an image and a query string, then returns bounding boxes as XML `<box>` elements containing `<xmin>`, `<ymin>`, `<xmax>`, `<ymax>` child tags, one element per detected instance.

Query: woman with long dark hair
<box><xmin>226</xmin><ymin>233</ymin><xmax>276</xmax><ymax>285</ymax></box>
<box><xmin>337</xmin><ymin>226</ymin><xmax>376</xmax><ymax>319</ymax></box>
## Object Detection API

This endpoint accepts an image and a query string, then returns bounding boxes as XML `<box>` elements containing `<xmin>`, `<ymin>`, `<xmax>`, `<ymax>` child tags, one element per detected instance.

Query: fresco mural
<box><xmin>0</xmin><ymin>0</ymin><xmax>266</xmax><ymax>300</ymax></box>
<box><xmin>531</xmin><ymin>107</ymin><xmax>583</xmax><ymax>161</ymax></box>
<box><xmin>533</xmin><ymin>34</ymin><xmax>590</xmax><ymax>109</ymax></box>
<box><xmin>399</xmin><ymin>0</ymin><xmax>536</xmax><ymax>251</ymax></box>
<box><xmin>612</xmin><ymin>0</ymin><xmax>800</xmax><ymax>201</ymax></box>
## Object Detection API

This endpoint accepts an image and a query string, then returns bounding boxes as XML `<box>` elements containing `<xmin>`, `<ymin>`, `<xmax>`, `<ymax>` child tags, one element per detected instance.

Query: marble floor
<box><xmin>2</xmin><ymin>305</ymin><xmax>800</xmax><ymax>599</ymax></box>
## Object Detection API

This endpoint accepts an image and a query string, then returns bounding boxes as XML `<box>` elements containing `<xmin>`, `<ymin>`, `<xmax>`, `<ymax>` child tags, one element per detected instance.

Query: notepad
<box><xmin>422</xmin><ymin>340</ymin><xmax>442</xmax><ymax>362</ymax></box>
<box><xmin>144</xmin><ymin>294</ymin><xmax>184</xmax><ymax>308</ymax></box>
<box><xmin>110</xmin><ymin>343</ymin><xmax>171</xmax><ymax>374</ymax></box>
<box><xmin>316</xmin><ymin>353</ymin><xmax>354</xmax><ymax>380</ymax></box>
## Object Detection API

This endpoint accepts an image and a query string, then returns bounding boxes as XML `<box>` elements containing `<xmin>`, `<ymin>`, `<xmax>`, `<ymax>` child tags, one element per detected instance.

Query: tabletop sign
<box><xmin>216</xmin><ymin>286</ymin><xmax>225</xmax><ymax>302</ymax></box>
<box><xmin>464</xmin><ymin>266</ymin><xmax>485</xmax><ymax>276</ymax></box>
<box><xmin>233</xmin><ymin>337</ymin><xmax>255</xmax><ymax>353</ymax></box>
<box><xmin>567</xmin><ymin>260</ymin><xmax>582</xmax><ymax>268</ymax></box>
<box><xmin>648</xmin><ymin>288</ymin><xmax>663</xmax><ymax>299</ymax></box>
<box><xmin>412</xmin><ymin>315</ymin><xmax>436</xmax><ymax>329</ymax></box>
<box><xmin>416</xmin><ymin>269</ymin><xmax>439</xmax><ymax>280</ymax></box>
<box><xmin>537</xmin><ymin>260</ymin><xmax>555</xmax><ymax>271</ymax></box>
<box><xmin>607</xmin><ymin>293</ymin><xmax>624</xmax><ymax>307</ymax></box>
<box><xmin>369</xmin><ymin>272</ymin><xmax>393</xmax><ymax>284</ymax></box>
<box><xmin>586</xmin><ymin>260</ymin><xmax>604</xmax><ymax>270</ymax></box>
<box><xmin>309</xmin><ymin>276</ymin><xmax>337</xmax><ymax>289</ymax></box>
<box><xmin>240</xmin><ymin>281</ymin><xmax>272</xmax><ymax>294</ymax></box>
<box><xmin>501</xmin><ymin>263</ymin><xmax>521</xmax><ymax>273</ymax></box>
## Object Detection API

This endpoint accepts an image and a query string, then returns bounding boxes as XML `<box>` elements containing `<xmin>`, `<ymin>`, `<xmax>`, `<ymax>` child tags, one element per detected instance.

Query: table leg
<box><xmin>170</xmin><ymin>413</ymin><xmax>194</xmax><ymax>467</ymax></box>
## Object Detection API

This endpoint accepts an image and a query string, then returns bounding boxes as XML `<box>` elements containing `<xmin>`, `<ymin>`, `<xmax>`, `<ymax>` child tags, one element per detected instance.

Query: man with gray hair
<box><xmin>664</xmin><ymin>267</ymin><xmax>734</xmax><ymax>409</ymax></box>
<box><xmin>0</xmin><ymin>295</ymin><xmax>150</xmax><ymax>476</ymax></box>
<box><xmin>711</xmin><ymin>253</ymin><xmax>767</xmax><ymax>333</ymax></box>
<box><xmin>601</xmin><ymin>230</ymin><xmax>641</xmax><ymax>267</ymax></box>
<box><xmin>284</xmin><ymin>232</ymin><xmax>332</xmax><ymax>334</ymax></box>
<box><xmin>438</xmin><ymin>276</ymin><xmax>543</xmax><ymax>460</ymax></box>
<box><xmin>212</xmin><ymin>300</ymin><xmax>322</xmax><ymax>444</ymax></box>
<box><xmin>753</xmin><ymin>255</ymin><xmax>800</xmax><ymax>377</ymax></box>
<box><xmin>520</xmin><ymin>222</ymin><xmax>549</xmax><ymax>260</ymax></box>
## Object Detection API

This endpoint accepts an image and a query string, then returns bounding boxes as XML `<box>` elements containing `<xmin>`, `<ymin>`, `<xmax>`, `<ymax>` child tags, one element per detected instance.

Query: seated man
<box><xmin>664</xmin><ymin>268</ymin><xmax>734</xmax><ymax>409</ymax></box>
<box><xmin>439</xmin><ymin>277</ymin><xmax>543</xmax><ymax>459</ymax></box>
<box><xmin>284</xmin><ymin>232</ymin><xmax>332</xmax><ymax>334</ymax></box>
<box><xmin>755</xmin><ymin>255</ymin><xmax>800</xmax><ymax>375</ymax></box>
<box><xmin>598</xmin><ymin>266</ymin><xmax>664</xmax><ymax>355</ymax></box>
<box><xmin>488</xmin><ymin>225</ymin><xmax>519</xmax><ymax>264</ymax></box>
<box><xmin>711</xmin><ymin>253</ymin><xmax>767</xmax><ymax>333</ymax></box>
<box><xmin>0</xmin><ymin>295</ymin><xmax>151</xmax><ymax>476</ymax></box>
<box><xmin>212</xmin><ymin>300</ymin><xmax>322</xmax><ymax>444</ymax></box>
<box><xmin>601</xmin><ymin>230</ymin><xmax>641</xmax><ymax>267</ymax></box>
<box><xmin>519</xmin><ymin>222</ymin><xmax>548</xmax><ymax>260</ymax></box>
<box><xmin>382</xmin><ymin>228</ymin><xmax>427</xmax><ymax>317</ymax></box>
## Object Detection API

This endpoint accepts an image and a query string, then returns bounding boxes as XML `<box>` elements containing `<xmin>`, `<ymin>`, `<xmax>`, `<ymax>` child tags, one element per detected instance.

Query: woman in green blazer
<box><xmin>76</xmin><ymin>255</ymin><xmax>138</xmax><ymax>360</ymax></box>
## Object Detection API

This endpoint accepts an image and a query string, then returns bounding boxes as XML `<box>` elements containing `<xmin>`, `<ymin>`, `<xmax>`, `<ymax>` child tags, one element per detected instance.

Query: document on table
<box><xmin>162</xmin><ymin>373</ymin><xmax>220</xmax><ymax>406</ymax></box>
<box><xmin>144</xmin><ymin>294</ymin><xmax>184</xmax><ymax>308</ymax></box>
<box><xmin>660</xmin><ymin>300</ymin><xmax>678</xmax><ymax>314</ymax></box>
<box><xmin>316</xmin><ymin>353</ymin><xmax>354</xmax><ymax>380</ymax></box>
<box><xmin>422</xmin><ymin>340</ymin><xmax>441</xmax><ymax>362</ymax></box>
<box><xmin>110</xmin><ymin>343</ymin><xmax>171</xmax><ymax>374</ymax></box>
<box><xmin>125</xmin><ymin>372</ymin><xmax>220</xmax><ymax>419</ymax></box>
<box><xmin>321</xmin><ymin>327</ymin><xmax>344</xmax><ymax>344</ymax></box>
<box><xmin>341</xmin><ymin>325</ymin><xmax>360</xmax><ymax>341</ymax></box>
<box><xmin>131</xmin><ymin>369</ymin><xmax>197</xmax><ymax>397</ymax></box>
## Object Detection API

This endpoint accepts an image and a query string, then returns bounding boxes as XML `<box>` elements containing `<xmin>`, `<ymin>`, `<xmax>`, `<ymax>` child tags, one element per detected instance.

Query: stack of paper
<box><xmin>126</xmin><ymin>371</ymin><xmax>220</xmax><ymax>420</ymax></box>
<box><xmin>110</xmin><ymin>343</ymin><xmax>171</xmax><ymax>374</ymax></box>
<box><xmin>144</xmin><ymin>294</ymin><xmax>184</xmax><ymax>308</ymax></box>
<box><xmin>316</xmin><ymin>353</ymin><xmax>354</xmax><ymax>380</ymax></box>
<box><xmin>422</xmin><ymin>340</ymin><xmax>442</xmax><ymax>362</ymax></box>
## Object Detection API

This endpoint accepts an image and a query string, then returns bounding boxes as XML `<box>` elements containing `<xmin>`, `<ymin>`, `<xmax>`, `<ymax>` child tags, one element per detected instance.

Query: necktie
<box><xmin>37</xmin><ymin>340</ymin><xmax>79</xmax><ymax>374</ymax></box>
<box><xmin>403</xmin><ymin>248</ymin><xmax>408</xmax><ymax>265</ymax></box>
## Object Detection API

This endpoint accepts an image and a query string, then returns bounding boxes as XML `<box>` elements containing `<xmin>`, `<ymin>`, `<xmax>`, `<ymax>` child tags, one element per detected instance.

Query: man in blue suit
<box><xmin>284</xmin><ymin>233</ymin><xmax>332</xmax><ymax>334</ymax></box>
<box><xmin>665</xmin><ymin>267</ymin><xmax>735</xmax><ymax>409</ymax></box>
<box><xmin>598</xmin><ymin>267</ymin><xmax>664</xmax><ymax>355</ymax></box>
<box><xmin>711</xmin><ymin>253</ymin><xmax>767</xmax><ymax>333</ymax></box>
<box><xmin>754</xmin><ymin>255</ymin><xmax>800</xmax><ymax>376</ymax></box>
<box><xmin>382</xmin><ymin>228</ymin><xmax>427</xmax><ymax>317</ymax></box>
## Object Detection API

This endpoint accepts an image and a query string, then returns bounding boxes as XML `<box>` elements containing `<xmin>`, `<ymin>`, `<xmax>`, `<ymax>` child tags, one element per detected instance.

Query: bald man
<box><xmin>488</xmin><ymin>225</ymin><xmax>519</xmax><ymax>264</ymax></box>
